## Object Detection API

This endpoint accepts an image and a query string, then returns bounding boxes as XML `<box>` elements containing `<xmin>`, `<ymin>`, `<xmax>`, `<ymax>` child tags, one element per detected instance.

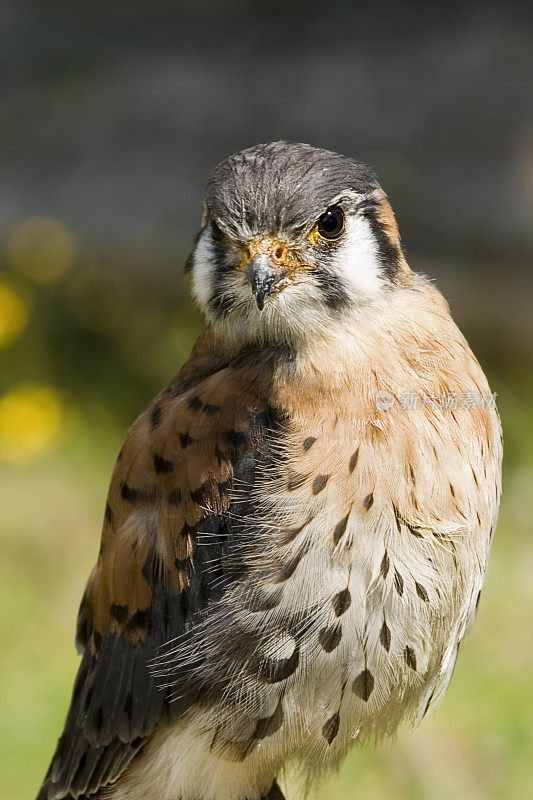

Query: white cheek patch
<box><xmin>190</xmin><ymin>232</ymin><xmax>216</xmax><ymax>310</ymax></box>
<box><xmin>334</xmin><ymin>214</ymin><xmax>384</xmax><ymax>301</ymax></box>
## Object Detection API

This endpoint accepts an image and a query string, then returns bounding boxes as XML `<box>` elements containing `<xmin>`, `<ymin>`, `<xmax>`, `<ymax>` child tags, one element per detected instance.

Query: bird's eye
<box><xmin>210</xmin><ymin>219</ymin><xmax>224</xmax><ymax>242</ymax></box>
<box><xmin>316</xmin><ymin>206</ymin><xmax>345</xmax><ymax>240</ymax></box>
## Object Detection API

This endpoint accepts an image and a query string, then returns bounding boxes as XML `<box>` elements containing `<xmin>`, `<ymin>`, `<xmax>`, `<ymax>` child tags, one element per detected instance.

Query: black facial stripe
<box><xmin>313</xmin><ymin>265</ymin><xmax>352</xmax><ymax>312</ymax></box>
<box><xmin>359</xmin><ymin>200</ymin><xmax>402</xmax><ymax>281</ymax></box>
<box><xmin>212</xmin><ymin>240</ymin><xmax>234</xmax><ymax>281</ymax></box>
<box><xmin>208</xmin><ymin>241</ymin><xmax>239</xmax><ymax>317</ymax></box>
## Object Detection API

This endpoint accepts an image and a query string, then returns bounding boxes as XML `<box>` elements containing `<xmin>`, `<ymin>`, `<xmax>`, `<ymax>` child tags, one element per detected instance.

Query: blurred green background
<box><xmin>1</xmin><ymin>2</ymin><xmax>532</xmax><ymax>799</ymax></box>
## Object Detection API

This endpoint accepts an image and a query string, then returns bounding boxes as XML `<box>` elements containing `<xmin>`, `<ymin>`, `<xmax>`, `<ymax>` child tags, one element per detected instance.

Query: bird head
<box><xmin>187</xmin><ymin>141</ymin><xmax>413</xmax><ymax>346</ymax></box>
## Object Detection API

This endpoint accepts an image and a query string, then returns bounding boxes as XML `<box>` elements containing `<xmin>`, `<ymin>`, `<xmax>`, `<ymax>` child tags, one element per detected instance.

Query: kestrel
<box><xmin>37</xmin><ymin>142</ymin><xmax>502</xmax><ymax>800</ymax></box>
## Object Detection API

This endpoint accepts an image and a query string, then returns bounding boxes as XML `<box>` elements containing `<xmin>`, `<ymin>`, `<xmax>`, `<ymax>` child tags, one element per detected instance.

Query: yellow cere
<box><xmin>245</xmin><ymin>237</ymin><xmax>309</xmax><ymax>272</ymax></box>
<box><xmin>0</xmin><ymin>281</ymin><xmax>28</xmax><ymax>350</ymax></box>
<box><xmin>8</xmin><ymin>216</ymin><xmax>75</xmax><ymax>283</ymax></box>
<box><xmin>0</xmin><ymin>384</ymin><xmax>65</xmax><ymax>464</ymax></box>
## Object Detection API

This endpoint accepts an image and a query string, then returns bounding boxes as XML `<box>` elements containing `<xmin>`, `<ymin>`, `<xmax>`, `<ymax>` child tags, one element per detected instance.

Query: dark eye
<box><xmin>316</xmin><ymin>206</ymin><xmax>345</xmax><ymax>240</ymax></box>
<box><xmin>210</xmin><ymin>219</ymin><xmax>224</xmax><ymax>242</ymax></box>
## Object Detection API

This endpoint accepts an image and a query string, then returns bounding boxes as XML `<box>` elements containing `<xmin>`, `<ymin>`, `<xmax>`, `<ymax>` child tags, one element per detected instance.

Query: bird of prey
<box><xmin>37</xmin><ymin>142</ymin><xmax>502</xmax><ymax>800</ymax></box>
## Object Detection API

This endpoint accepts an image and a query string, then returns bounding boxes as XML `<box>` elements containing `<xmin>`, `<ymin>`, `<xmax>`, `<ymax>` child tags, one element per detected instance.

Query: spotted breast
<box><xmin>40</xmin><ymin>279</ymin><xmax>501</xmax><ymax>800</ymax></box>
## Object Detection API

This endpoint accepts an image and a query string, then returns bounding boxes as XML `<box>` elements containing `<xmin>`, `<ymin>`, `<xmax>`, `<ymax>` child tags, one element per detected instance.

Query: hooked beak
<box><xmin>245</xmin><ymin>254</ymin><xmax>287</xmax><ymax>311</ymax></box>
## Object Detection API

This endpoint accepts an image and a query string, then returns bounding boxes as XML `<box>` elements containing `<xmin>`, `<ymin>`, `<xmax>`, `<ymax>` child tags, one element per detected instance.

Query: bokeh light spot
<box><xmin>0</xmin><ymin>385</ymin><xmax>65</xmax><ymax>464</ymax></box>
<box><xmin>0</xmin><ymin>281</ymin><xmax>28</xmax><ymax>349</ymax></box>
<box><xmin>8</xmin><ymin>217</ymin><xmax>75</xmax><ymax>283</ymax></box>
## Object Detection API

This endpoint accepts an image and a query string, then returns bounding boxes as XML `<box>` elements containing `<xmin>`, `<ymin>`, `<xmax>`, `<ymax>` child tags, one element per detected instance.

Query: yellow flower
<box><xmin>0</xmin><ymin>281</ymin><xmax>28</xmax><ymax>349</ymax></box>
<box><xmin>7</xmin><ymin>216</ymin><xmax>75</xmax><ymax>283</ymax></box>
<box><xmin>0</xmin><ymin>385</ymin><xmax>65</xmax><ymax>464</ymax></box>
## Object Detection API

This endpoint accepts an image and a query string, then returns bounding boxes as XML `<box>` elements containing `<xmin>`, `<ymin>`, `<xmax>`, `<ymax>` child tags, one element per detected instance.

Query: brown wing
<box><xmin>38</xmin><ymin>331</ymin><xmax>280</xmax><ymax>800</ymax></box>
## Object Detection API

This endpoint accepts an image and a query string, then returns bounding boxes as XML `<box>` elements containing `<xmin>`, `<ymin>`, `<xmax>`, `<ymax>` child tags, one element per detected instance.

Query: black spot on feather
<box><xmin>333</xmin><ymin>514</ymin><xmax>349</xmax><ymax>545</ymax></box>
<box><xmin>188</xmin><ymin>396</ymin><xmax>204</xmax><ymax>411</ymax></box>
<box><xmin>312</xmin><ymin>474</ymin><xmax>329</xmax><ymax>494</ymax></box>
<box><xmin>379</xmin><ymin>620</ymin><xmax>391</xmax><ymax>651</ymax></box>
<box><xmin>415</xmin><ymin>581</ymin><xmax>429</xmax><ymax>602</ymax></box>
<box><xmin>380</xmin><ymin>550</ymin><xmax>390</xmax><ymax>579</ymax></box>
<box><xmin>352</xmin><ymin>669</ymin><xmax>374</xmax><ymax>701</ymax></box>
<box><xmin>332</xmin><ymin>588</ymin><xmax>351</xmax><ymax>617</ymax></box>
<box><xmin>404</xmin><ymin>646</ymin><xmax>417</xmax><ymax>671</ymax></box>
<box><xmin>349</xmin><ymin>448</ymin><xmax>359</xmax><ymax>472</ymax></box>
<box><xmin>322</xmin><ymin>711</ymin><xmax>340</xmax><ymax>744</ymax></box>
<box><xmin>153</xmin><ymin>453</ymin><xmax>175</xmax><ymax>474</ymax></box>
<box><xmin>394</xmin><ymin>569</ymin><xmax>404</xmax><ymax>596</ymax></box>
<box><xmin>363</xmin><ymin>492</ymin><xmax>374</xmax><ymax>510</ymax></box>
<box><xmin>319</xmin><ymin>624</ymin><xmax>342</xmax><ymax>653</ymax></box>
<box><xmin>120</xmin><ymin>483</ymin><xmax>144</xmax><ymax>504</ymax></box>
<box><xmin>179</xmin><ymin>432</ymin><xmax>195</xmax><ymax>448</ymax></box>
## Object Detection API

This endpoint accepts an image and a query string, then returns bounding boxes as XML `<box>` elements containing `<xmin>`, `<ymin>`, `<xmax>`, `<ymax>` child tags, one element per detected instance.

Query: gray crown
<box><xmin>205</xmin><ymin>141</ymin><xmax>380</xmax><ymax>239</ymax></box>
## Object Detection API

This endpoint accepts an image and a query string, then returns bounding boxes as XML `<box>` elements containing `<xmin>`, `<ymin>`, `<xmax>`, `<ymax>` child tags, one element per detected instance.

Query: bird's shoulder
<box><xmin>79</xmin><ymin>328</ymin><xmax>280</xmax><ymax>654</ymax></box>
